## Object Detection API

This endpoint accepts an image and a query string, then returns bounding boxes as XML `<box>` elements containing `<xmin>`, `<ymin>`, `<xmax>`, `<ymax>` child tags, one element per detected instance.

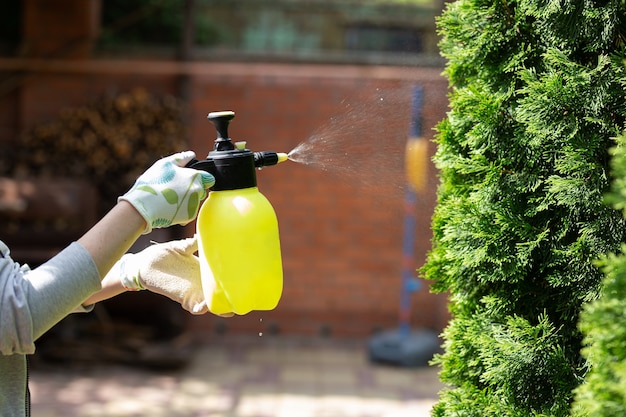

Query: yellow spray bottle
<box><xmin>186</xmin><ymin>111</ymin><xmax>288</xmax><ymax>316</ymax></box>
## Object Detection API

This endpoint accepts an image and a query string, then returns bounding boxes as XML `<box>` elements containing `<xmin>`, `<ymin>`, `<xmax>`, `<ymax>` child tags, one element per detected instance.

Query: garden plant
<box><xmin>572</xmin><ymin>130</ymin><xmax>626</xmax><ymax>417</ymax></box>
<box><xmin>422</xmin><ymin>0</ymin><xmax>626</xmax><ymax>415</ymax></box>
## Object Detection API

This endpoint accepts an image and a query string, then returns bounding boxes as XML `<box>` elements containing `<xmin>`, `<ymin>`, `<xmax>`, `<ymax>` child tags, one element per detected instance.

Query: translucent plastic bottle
<box><xmin>197</xmin><ymin>187</ymin><xmax>283</xmax><ymax>315</ymax></box>
<box><xmin>187</xmin><ymin>111</ymin><xmax>287</xmax><ymax>315</ymax></box>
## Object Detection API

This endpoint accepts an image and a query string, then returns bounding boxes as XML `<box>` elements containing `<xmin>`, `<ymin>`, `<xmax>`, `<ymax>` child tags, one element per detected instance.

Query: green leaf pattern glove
<box><xmin>119</xmin><ymin>151</ymin><xmax>215</xmax><ymax>234</ymax></box>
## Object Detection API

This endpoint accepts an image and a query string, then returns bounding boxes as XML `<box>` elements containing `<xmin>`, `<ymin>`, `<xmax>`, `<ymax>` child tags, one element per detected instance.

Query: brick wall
<box><xmin>0</xmin><ymin>0</ymin><xmax>451</xmax><ymax>338</ymax></box>
<box><xmin>185</xmin><ymin>64</ymin><xmax>450</xmax><ymax>336</ymax></box>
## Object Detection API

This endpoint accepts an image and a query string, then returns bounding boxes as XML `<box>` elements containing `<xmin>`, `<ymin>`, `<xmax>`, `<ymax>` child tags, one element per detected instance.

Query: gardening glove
<box><xmin>119</xmin><ymin>151</ymin><xmax>215</xmax><ymax>234</ymax></box>
<box><xmin>118</xmin><ymin>236</ymin><xmax>207</xmax><ymax>314</ymax></box>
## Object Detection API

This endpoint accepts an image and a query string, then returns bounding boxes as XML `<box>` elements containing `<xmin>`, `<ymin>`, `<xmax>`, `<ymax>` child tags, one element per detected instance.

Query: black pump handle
<box><xmin>208</xmin><ymin>111</ymin><xmax>236</xmax><ymax>151</ymax></box>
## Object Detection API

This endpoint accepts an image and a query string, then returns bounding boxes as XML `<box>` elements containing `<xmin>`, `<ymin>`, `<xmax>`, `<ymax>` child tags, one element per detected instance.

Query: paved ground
<box><xmin>29</xmin><ymin>335</ymin><xmax>443</xmax><ymax>417</ymax></box>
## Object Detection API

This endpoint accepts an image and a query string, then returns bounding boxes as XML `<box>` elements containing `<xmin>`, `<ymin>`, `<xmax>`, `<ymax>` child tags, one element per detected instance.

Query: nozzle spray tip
<box><xmin>277</xmin><ymin>153</ymin><xmax>289</xmax><ymax>163</ymax></box>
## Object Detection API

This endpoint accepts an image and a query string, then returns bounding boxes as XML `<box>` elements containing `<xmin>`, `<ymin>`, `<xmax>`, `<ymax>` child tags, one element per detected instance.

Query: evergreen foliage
<box><xmin>422</xmin><ymin>0</ymin><xmax>626</xmax><ymax>414</ymax></box>
<box><xmin>572</xmin><ymin>130</ymin><xmax>626</xmax><ymax>417</ymax></box>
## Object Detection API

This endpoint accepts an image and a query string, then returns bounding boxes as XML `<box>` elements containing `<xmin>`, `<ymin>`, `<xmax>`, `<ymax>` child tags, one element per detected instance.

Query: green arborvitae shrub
<box><xmin>572</xmin><ymin>130</ymin><xmax>626</xmax><ymax>417</ymax></box>
<box><xmin>421</xmin><ymin>0</ymin><xmax>626</xmax><ymax>415</ymax></box>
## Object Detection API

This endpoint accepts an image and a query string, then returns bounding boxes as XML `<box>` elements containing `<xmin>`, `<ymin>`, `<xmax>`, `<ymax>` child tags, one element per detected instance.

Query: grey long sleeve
<box><xmin>1</xmin><ymin>240</ymin><xmax>102</xmax><ymax>417</ymax></box>
<box><xmin>0</xmin><ymin>241</ymin><xmax>101</xmax><ymax>355</ymax></box>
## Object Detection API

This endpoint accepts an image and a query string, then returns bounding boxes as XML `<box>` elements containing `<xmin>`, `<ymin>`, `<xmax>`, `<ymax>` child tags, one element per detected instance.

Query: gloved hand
<box><xmin>118</xmin><ymin>236</ymin><xmax>207</xmax><ymax>314</ymax></box>
<box><xmin>119</xmin><ymin>151</ymin><xmax>215</xmax><ymax>234</ymax></box>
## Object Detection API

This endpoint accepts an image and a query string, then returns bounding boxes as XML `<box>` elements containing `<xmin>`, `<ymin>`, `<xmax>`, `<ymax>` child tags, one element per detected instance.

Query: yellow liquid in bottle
<box><xmin>197</xmin><ymin>187</ymin><xmax>283</xmax><ymax>315</ymax></box>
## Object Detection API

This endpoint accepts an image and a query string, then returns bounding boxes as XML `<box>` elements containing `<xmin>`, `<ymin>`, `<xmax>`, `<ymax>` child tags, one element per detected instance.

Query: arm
<box><xmin>27</xmin><ymin>202</ymin><xmax>145</xmax><ymax>341</ymax></box>
<box><xmin>83</xmin><ymin>236</ymin><xmax>210</xmax><ymax>315</ymax></box>
<box><xmin>80</xmin><ymin>150</ymin><xmax>214</xmax><ymax>307</ymax></box>
<box><xmin>78</xmin><ymin>200</ymin><xmax>145</xmax><ymax>278</ymax></box>
<box><xmin>80</xmin><ymin>256</ymin><xmax>128</xmax><ymax>306</ymax></box>
<box><xmin>0</xmin><ymin>202</ymin><xmax>143</xmax><ymax>353</ymax></box>
<box><xmin>2</xmin><ymin>152</ymin><xmax>214</xmax><ymax>352</ymax></box>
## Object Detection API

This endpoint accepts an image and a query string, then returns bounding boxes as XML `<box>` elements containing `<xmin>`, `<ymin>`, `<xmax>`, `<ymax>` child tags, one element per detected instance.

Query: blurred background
<box><xmin>0</xmin><ymin>0</ymin><xmax>450</xmax><ymax>414</ymax></box>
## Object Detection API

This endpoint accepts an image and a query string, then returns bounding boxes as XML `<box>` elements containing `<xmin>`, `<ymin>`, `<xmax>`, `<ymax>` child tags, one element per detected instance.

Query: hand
<box><xmin>118</xmin><ymin>236</ymin><xmax>207</xmax><ymax>314</ymax></box>
<box><xmin>119</xmin><ymin>151</ymin><xmax>215</xmax><ymax>234</ymax></box>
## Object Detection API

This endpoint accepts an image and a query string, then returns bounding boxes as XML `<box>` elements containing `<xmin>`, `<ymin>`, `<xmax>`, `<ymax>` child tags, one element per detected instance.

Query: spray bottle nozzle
<box><xmin>254</xmin><ymin>151</ymin><xmax>289</xmax><ymax>167</ymax></box>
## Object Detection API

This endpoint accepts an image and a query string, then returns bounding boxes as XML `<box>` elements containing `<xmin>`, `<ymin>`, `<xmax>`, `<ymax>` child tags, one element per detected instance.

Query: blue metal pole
<box><xmin>398</xmin><ymin>86</ymin><xmax>424</xmax><ymax>338</ymax></box>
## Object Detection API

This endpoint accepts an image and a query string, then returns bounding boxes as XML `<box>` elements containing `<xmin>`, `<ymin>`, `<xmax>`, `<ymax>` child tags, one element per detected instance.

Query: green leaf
<box><xmin>187</xmin><ymin>192</ymin><xmax>199</xmax><ymax>219</ymax></box>
<box><xmin>137</xmin><ymin>185</ymin><xmax>158</xmax><ymax>195</ymax></box>
<box><xmin>152</xmin><ymin>218</ymin><xmax>171</xmax><ymax>228</ymax></box>
<box><xmin>161</xmin><ymin>188</ymin><xmax>179</xmax><ymax>205</ymax></box>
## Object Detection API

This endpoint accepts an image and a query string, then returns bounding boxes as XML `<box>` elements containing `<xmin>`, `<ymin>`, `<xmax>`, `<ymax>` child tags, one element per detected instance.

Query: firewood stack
<box><xmin>0</xmin><ymin>88</ymin><xmax>187</xmax><ymax>216</ymax></box>
<box><xmin>0</xmin><ymin>90</ymin><xmax>196</xmax><ymax>369</ymax></box>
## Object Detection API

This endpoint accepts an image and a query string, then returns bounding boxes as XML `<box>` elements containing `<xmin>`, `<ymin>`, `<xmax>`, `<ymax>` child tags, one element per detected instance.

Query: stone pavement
<box><xmin>29</xmin><ymin>335</ymin><xmax>443</xmax><ymax>417</ymax></box>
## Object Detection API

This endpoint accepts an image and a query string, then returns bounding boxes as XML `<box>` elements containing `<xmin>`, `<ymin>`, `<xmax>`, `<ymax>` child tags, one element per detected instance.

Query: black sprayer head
<box><xmin>208</xmin><ymin>111</ymin><xmax>236</xmax><ymax>151</ymax></box>
<box><xmin>186</xmin><ymin>111</ymin><xmax>288</xmax><ymax>191</ymax></box>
